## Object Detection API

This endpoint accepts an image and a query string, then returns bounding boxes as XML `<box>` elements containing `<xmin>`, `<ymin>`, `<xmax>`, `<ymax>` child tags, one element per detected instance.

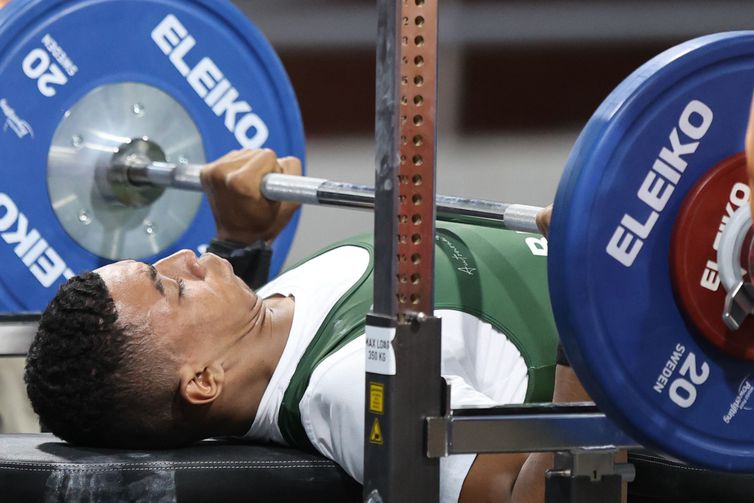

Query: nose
<box><xmin>154</xmin><ymin>250</ymin><xmax>206</xmax><ymax>279</ymax></box>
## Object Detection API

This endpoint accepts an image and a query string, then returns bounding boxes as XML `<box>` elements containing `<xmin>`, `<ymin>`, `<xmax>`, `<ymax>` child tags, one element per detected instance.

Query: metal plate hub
<box><xmin>47</xmin><ymin>82</ymin><xmax>204</xmax><ymax>260</ymax></box>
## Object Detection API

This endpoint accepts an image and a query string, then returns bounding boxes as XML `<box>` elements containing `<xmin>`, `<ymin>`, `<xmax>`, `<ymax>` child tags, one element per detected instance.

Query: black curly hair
<box><xmin>25</xmin><ymin>272</ymin><xmax>186</xmax><ymax>448</ymax></box>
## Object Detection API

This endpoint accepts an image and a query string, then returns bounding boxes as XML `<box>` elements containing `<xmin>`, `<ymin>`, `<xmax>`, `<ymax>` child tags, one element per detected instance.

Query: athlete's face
<box><xmin>96</xmin><ymin>250</ymin><xmax>262</xmax><ymax>359</ymax></box>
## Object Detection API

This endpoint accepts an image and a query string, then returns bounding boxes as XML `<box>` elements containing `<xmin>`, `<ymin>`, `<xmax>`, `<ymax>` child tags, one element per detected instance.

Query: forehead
<box><xmin>95</xmin><ymin>260</ymin><xmax>148</xmax><ymax>288</ymax></box>
<box><xmin>95</xmin><ymin>260</ymin><xmax>162</xmax><ymax>320</ymax></box>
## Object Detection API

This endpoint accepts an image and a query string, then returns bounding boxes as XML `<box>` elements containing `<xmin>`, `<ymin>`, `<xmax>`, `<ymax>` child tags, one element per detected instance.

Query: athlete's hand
<box><xmin>201</xmin><ymin>149</ymin><xmax>302</xmax><ymax>244</ymax></box>
<box><xmin>536</xmin><ymin>204</ymin><xmax>553</xmax><ymax>238</ymax></box>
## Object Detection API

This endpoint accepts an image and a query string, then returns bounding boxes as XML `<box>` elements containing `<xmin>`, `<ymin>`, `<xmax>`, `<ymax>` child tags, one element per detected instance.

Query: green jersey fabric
<box><xmin>278</xmin><ymin>222</ymin><xmax>558</xmax><ymax>452</ymax></box>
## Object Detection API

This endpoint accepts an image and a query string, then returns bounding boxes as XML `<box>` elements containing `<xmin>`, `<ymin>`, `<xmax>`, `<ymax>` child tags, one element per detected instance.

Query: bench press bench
<box><xmin>2</xmin><ymin>434</ymin><xmax>754</xmax><ymax>502</ymax></box>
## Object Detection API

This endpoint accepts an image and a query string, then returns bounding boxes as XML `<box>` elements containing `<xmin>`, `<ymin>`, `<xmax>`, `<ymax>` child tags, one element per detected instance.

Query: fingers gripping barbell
<box><xmin>3</xmin><ymin>0</ymin><xmax>754</xmax><ymax>473</ymax></box>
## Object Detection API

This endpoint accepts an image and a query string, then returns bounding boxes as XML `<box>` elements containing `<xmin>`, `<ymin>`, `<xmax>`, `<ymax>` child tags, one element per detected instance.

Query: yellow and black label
<box><xmin>369</xmin><ymin>382</ymin><xmax>384</xmax><ymax>414</ymax></box>
<box><xmin>369</xmin><ymin>417</ymin><xmax>384</xmax><ymax>445</ymax></box>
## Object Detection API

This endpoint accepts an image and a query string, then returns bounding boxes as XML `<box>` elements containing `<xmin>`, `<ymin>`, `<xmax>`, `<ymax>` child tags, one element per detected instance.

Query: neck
<box><xmin>213</xmin><ymin>295</ymin><xmax>294</xmax><ymax>437</ymax></box>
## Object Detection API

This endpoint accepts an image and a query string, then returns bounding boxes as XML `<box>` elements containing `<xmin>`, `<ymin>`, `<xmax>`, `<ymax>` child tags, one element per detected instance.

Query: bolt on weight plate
<box><xmin>0</xmin><ymin>0</ymin><xmax>305</xmax><ymax>311</ymax></box>
<box><xmin>550</xmin><ymin>32</ymin><xmax>754</xmax><ymax>471</ymax></box>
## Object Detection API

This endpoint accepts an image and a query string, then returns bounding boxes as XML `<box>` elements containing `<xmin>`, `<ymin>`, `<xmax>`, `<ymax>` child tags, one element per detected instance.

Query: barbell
<box><xmin>110</xmin><ymin>149</ymin><xmax>544</xmax><ymax>234</ymax></box>
<box><xmin>2</xmin><ymin>0</ymin><xmax>754</xmax><ymax>475</ymax></box>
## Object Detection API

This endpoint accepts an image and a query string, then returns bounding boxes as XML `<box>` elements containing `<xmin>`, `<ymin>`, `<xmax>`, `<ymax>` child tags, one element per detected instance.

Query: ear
<box><xmin>179</xmin><ymin>363</ymin><xmax>225</xmax><ymax>406</ymax></box>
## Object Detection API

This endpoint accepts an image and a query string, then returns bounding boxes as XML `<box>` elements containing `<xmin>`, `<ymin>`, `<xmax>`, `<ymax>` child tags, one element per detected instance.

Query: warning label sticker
<box><xmin>369</xmin><ymin>382</ymin><xmax>384</xmax><ymax>414</ymax></box>
<box><xmin>366</xmin><ymin>325</ymin><xmax>396</xmax><ymax>375</ymax></box>
<box><xmin>369</xmin><ymin>417</ymin><xmax>383</xmax><ymax>445</ymax></box>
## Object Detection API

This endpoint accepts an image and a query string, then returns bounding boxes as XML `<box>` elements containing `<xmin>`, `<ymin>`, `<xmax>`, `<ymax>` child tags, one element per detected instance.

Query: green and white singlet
<box><xmin>243</xmin><ymin>222</ymin><xmax>558</xmax><ymax>503</ymax></box>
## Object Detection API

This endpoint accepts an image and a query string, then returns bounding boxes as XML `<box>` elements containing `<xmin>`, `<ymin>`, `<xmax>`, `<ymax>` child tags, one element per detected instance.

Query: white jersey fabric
<box><xmin>244</xmin><ymin>246</ymin><xmax>529</xmax><ymax>503</ymax></box>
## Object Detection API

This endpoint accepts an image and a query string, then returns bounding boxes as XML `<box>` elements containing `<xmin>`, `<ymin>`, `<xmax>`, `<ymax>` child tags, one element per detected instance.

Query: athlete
<box><xmin>25</xmin><ymin>148</ymin><xmax>590</xmax><ymax>503</ymax></box>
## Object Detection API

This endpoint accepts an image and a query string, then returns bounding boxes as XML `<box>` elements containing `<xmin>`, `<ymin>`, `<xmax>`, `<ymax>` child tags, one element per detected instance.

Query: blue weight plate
<box><xmin>0</xmin><ymin>0</ymin><xmax>305</xmax><ymax>311</ymax></box>
<box><xmin>550</xmin><ymin>32</ymin><xmax>754</xmax><ymax>471</ymax></box>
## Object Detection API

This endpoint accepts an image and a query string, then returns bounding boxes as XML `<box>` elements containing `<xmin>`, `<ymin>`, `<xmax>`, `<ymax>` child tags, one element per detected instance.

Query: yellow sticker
<box><xmin>369</xmin><ymin>417</ymin><xmax>384</xmax><ymax>445</ymax></box>
<box><xmin>369</xmin><ymin>382</ymin><xmax>384</xmax><ymax>414</ymax></box>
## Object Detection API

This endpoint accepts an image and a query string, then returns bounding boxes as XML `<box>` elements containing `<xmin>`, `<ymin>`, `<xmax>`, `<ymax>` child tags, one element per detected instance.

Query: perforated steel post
<box><xmin>364</xmin><ymin>0</ymin><xmax>442</xmax><ymax>501</ymax></box>
<box><xmin>395</xmin><ymin>0</ymin><xmax>438</xmax><ymax>317</ymax></box>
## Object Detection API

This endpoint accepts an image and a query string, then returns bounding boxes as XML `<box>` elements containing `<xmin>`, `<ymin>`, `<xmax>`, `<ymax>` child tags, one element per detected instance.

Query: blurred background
<box><xmin>231</xmin><ymin>0</ymin><xmax>754</xmax><ymax>265</ymax></box>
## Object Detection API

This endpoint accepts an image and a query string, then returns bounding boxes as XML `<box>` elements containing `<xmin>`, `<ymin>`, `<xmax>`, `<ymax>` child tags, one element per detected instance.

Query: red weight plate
<box><xmin>671</xmin><ymin>152</ymin><xmax>754</xmax><ymax>359</ymax></box>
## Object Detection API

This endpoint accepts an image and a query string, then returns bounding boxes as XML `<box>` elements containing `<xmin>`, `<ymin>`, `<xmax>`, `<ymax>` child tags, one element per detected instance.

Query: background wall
<box><xmin>229</xmin><ymin>0</ymin><xmax>754</xmax><ymax>265</ymax></box>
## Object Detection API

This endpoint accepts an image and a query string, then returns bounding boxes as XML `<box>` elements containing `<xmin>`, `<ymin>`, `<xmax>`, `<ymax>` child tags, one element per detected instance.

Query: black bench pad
<box><xmin>0</xmin><ymin>434</ymin><xmax>361</xmax><ymax>502</ymax></box>
<box><xmin>4</xmin><ymin>434</ymin><xmax>754</xmax><ymax>502</ymax></box>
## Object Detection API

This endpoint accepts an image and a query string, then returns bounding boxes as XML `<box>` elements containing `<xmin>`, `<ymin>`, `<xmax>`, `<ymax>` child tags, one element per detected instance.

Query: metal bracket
<box><xmin>550</xmin><ymin>449</ymin><xmax>635</xmax><ymax>483</ymax></box>
<box><xmin>425</xmin><ymin>403</ymin><xmax>639</xmax><ymax>458</ymax></box>
<box><xmin>545</xmin><ymin>449</ymin><xmax>634</xmax><ymax>503</ymax></box>
<box><xmin>723</xmin><ymin>280</ymin><xmax>754</xmax><ymax>331</ymax></box>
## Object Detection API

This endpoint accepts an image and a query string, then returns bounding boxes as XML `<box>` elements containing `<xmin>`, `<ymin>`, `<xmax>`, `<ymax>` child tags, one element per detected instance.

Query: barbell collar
<box><xmin>717</xmin><ymin>204</ymin><xmax>754</xmax><ymax>330</ymax></box>
<box><xmin>118</xmin><ymin>161</ymin><xmax>544</xmax><ymax>234</ymax></box>
<box><xmin>717</xmin><ymin>204</ymin><xmax>751</xmax><ymax>294</ymax></box>
<box><xmin>126</xmin><ymin>160</ymin><xmax>204</xmax><ymax>192</ymax></box>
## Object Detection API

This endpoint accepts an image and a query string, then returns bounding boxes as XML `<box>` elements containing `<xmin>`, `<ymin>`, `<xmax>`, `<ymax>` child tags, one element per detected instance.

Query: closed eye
<box><xmin>177</xmin><ymin>278</ymin><xmax>185</xmax><ymax>298</ymax></box>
